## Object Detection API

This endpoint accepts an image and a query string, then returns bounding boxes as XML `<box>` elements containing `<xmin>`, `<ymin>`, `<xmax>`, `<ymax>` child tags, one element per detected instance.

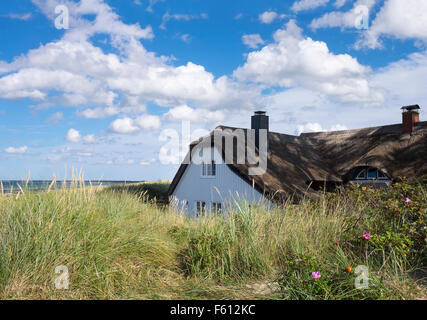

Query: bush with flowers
<box><xmin>337</xmin><ymin>176</ymin><xmax>426</xmax><ymax>267</ymax></box>
<box><xmin>278</xmin><ymin>253</ymin><xmax>393</xmax><ymax>299</ymax></box>
<box><xmin>277</xmin><ymin>176</ymin><xmax>426</xmax><ymax>299</ymax></box>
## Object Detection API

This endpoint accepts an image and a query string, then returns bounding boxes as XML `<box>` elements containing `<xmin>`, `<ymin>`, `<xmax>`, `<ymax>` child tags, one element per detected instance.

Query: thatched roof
<box><xmin>168</xmin><ymin>121</ymin><xmax>427</xmax><ymax>201</ymax></box>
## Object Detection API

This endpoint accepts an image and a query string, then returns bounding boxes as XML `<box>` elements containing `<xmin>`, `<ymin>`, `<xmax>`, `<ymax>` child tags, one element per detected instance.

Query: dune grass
<box><xmin>0</xmin><ymin>178</ymin><xmax>425</xmax><ymax>300</ymax></box>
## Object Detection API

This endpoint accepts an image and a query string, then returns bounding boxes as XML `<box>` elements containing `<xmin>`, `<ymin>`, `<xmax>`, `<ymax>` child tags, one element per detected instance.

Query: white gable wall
<box><xmin>171</xmin><ymin>147</ymin><xmax>269</xmax><ymax>217</ymax></box>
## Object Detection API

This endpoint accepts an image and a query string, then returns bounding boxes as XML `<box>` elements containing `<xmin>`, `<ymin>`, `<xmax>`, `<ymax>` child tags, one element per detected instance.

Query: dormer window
<box><xmin>352</xmin><ymin>167</ymin><xmax>390</xmax><ymax>181</ymax></box>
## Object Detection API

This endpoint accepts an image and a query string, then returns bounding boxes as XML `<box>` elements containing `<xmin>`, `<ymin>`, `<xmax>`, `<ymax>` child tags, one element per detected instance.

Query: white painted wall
<box><xmin>170</xmin><ymin>147</ymin><xmax>270</xmax><ymax>217</ymax></box>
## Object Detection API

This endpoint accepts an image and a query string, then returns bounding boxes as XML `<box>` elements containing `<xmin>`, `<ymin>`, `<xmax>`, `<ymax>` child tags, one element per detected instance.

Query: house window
<box><xmin>211</xmin><ymin>202</ymin><xmax>222</xmax><ymax>215</ymax></box>
<box><xmin>196</xmin><ymin>201</ymin><xmax>206</xmax><ymax>217</ymax></box>
<box><xmin>202</xmin><ymin>161</ymin><xmax>216</xmax><ymax>177</ymax></box>
<box><xmin>353</xmin><ymin>167</ymin><xmax>390</xmax><ymax>181</ymax></box>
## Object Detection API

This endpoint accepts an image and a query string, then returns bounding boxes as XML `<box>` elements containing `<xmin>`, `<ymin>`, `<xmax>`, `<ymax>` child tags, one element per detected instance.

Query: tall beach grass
<box><xmin>0</xmin><ymin>176</ymin><xmax>425</xmax><ymax>299</ymax></box>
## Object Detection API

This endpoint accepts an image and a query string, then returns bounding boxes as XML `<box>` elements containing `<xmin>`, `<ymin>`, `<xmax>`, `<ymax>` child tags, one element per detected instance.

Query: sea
<box><xmin>0</xmin><ymin>180</ymin><xmax>141</xmax><ymax>193</ymax></box>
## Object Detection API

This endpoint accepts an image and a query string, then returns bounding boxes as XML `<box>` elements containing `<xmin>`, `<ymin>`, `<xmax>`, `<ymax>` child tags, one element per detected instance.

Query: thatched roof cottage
<box><xmin>168</xmin><ymin>105</ymin><xmax>426</xmax><ymax>217</ymax></box>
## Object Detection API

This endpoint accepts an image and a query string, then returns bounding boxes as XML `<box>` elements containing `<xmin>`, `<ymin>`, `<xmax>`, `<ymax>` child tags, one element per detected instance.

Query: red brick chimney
<box><xmin>401</xmin><ymin>105</ymin><xmax>420</xmax><ymax>134</ymax></box>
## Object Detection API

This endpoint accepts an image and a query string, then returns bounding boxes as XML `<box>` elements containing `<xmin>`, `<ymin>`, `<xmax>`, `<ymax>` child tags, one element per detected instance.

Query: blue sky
<box><xmin>0</xmin><ymin>0</ymin><xmax>426</xmax><ymax>180</ymax></box>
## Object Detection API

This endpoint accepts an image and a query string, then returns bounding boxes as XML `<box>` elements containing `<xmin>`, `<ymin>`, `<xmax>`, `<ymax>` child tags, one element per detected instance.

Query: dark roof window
<box><xmin>353</xmin><ymin>167</ymin><xmax>390</xmax><ymax>181</ymax></box>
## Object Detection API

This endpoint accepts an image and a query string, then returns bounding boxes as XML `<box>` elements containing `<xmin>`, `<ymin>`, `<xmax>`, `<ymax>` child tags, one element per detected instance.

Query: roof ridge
<box><xmin>216</xmin><ymin>121</ymin><xmax>427</xmax><ymax>138</ymax></box>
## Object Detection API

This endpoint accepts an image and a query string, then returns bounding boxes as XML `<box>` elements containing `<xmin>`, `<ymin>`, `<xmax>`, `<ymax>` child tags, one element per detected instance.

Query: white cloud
<box><xmin>259</xmin><ymin>11</ymin><xmax>278</xmax><ymax>24</ymax></box>
<box><xmin>46</xmin><ymin>112</ymin><xmax>64</xmax><ymax>123</ymax></box>
<box><xmin>4</xmin><ymin>13</ymin><xmax>32</xmax><ymax>21</ymax></box>
<box><xmin>258</xmin><ymin>11</ymin><xmax>285</xmax><ymax>24</ymax></box>
<box><xmin>31</xmin><ymin>0</ymin><xmax>154</xmax><ymax>41</ymax></box>
<box><xmin>242</xmin><ymin>34</ymin><xmax>265</xmax><ymax>49</ymax></box>
<box><xmin>296</xmin><ymin>122</ymin><xmax>348</xmax><ymax>134</ymax></box>
<box><xmin>309</xmin><ymin>0</ymin><xmax>427</xmax><ymax>50</ymax></box>
<box><xmin>296</xmin><ymin>122</ymin><xmax>324</xmax><ymax>134</ymax></box>
<box><xmin>371</xmin><ymin>50</ymin><xmax>427</xmax><ymax>107</ymax></box>
<box><xmin>78</xmin><ymin>107</ymin><xmax>119</xmax><ymax>119</ymax></box>
<box><xmin>66</xmin><ymin>128</ymin><xmax>82</xmax><ymax>143</ymax></box>
<box><xmin>263</xmin><ymin>47</ymin><xmax>427</xmax><ymax>135</ymax></box>
<box><xmin>357</xmin><ymin>0</ymin><xmax>427</xmax><ymax>49</ymax></box>
<box><xmin>134</xmin><ymin>114</ymin><xmax>162</xmax><ymax>129</ymax></box>
<box><xmin>0</xmin><ymin>20</ymin><xmax>259</xmax><ymax>114</ymax></box>
<box><xmin>291</xmin><ymin>0</ymin><xmax>330</xmax><ymax>12</ymax></box>
<box><xmin>160</xmin><ymin>12</ymin><xmax>208</xmax><ymax>30</ymax></box>
<box><xmin>330</xmin><ymin>124</ymin><xmax>349</xmax><ymax>131</ymax></box>
<box><xmin>105</xmin><ymin>56</ymin><xmax>260</xmax><ymax>109</ymax></box>
<box><xmin>5</xmin><ymin>146</ymin><xmax>28</xmax><ymax>154</ymax></box>
<box><xmin>109</xmin><ymin>118</ymin><xmax>140</xmax><ymax>134</ymax></box>
<box><xmin>83</xmin><ymin>134</ymin><xmax>96</xmax><ymax>144</ymax></box>
<box><xmin>109</xmin><ymin>114</ymin><xmax>161</xmax><ymax>134</ymax></box>
<box><xmin>179</xmin><ymin>34</ymin><xmax>191</xmax><ymax>43</ymax></box>
<box><xmin>234</xmin><ymin>20</ymin><xmax>383</xmax><ymax>105</ymax></box>
<box><xmin>163</xmin><ymin>105</ymin><xmax>225</xmax><ymax>123</ymax></box>
<box><xmin>334</xmin><ymin>0</ymin><xmax>351</xmax><ymax>8</ymax></box>
<box><xmin>66</xmin><ymin>128</ymin><xmax>96</xmax><ymax>144</ymax></box>
<box><xmin>0</xmin><ymin>63</ymin><xmax>117</xmax><ymax>105</ymax></box>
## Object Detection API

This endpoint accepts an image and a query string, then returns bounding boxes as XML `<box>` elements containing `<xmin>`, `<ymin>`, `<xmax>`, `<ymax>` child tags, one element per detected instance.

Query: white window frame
<box><xmin>211</xmin><ymin>202</ymin><xmax>222</xmax><ymax>215</ymax></box>
<box><xmin>201</xmin><ymin>160</ymin><xmax>216</xmax><ymax>178</ymax></box>
<box><xmin>196</xmin><ymin>201</ymin><xmax>206</xmax><ymax>217</ymax></box>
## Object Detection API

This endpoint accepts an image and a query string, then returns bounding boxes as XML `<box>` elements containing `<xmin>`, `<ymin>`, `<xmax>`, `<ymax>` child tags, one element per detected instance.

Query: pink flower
<box><xmin>405</xmin><ymin>198</ymin><xmax>411</xmax><ymax>203</ymax></box>
<box><xmin>362</xmin><ymin>232</ymin><xmax>371</xmax><ymax>240</ymax></box>
<box><xmin>312</xmin><ymin>271</ymin><xmax>321</xmax><ymax>279</ymax></box>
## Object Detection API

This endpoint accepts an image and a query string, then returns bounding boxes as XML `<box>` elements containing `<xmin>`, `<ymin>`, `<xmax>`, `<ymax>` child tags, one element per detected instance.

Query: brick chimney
<box><xmin>401</xmin><ymin>105</ymin><xmax>420</xmax><ymax>134</ymax></box>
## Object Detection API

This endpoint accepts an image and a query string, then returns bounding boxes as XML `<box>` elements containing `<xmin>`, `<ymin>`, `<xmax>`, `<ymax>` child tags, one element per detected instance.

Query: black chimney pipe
<box><xmin>251</xmin><ymin>111</ymin><xmax>269</xmax><ymax>151</ymax></box>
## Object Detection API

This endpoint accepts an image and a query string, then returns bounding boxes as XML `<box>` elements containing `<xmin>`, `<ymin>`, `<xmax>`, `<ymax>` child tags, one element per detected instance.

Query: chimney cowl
<box><xmin>251</xmin><ymin>111</ymin><xmax>269</xmax><ymax>131</ymax></box>
<box><xmin>401</xmin><ymin>104</ymin><xmax>420</xmax><ymax>112</ymax></box>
